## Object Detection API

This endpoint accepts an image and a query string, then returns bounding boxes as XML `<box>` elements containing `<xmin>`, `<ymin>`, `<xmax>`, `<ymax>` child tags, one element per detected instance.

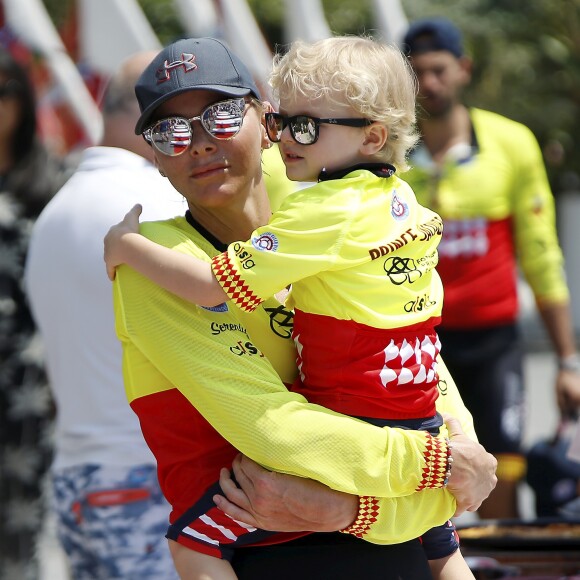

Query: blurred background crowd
<box><xmin>4</xmin><ymin>0</ymin><xmax>580</xmax><ymax>193</ymax></box>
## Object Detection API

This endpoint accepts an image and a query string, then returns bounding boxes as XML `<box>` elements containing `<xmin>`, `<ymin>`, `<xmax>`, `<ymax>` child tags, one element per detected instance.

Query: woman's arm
<box><xmin>212</xmin><ymin>417</ymin><xmax>497</xmax><ymax>545</ymax></box>
<box><xmin>435</xmin><ymin>355</ymin><xmax>477</xmax><ymax>441</ymax></box>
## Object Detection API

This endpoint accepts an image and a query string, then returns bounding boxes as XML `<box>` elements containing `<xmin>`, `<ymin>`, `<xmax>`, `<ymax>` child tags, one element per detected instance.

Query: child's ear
<box><xmin>360</xmin><ymin>123</ymin><xmax>388</xmax><ymax>155</ymax></box>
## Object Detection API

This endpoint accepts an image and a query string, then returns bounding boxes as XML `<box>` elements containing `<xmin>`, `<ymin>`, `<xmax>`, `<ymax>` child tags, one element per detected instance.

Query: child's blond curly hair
<box><xmin>269</xmin><ymin>36</ymin><xmax>418</xmax><ymax>172</ymax></box>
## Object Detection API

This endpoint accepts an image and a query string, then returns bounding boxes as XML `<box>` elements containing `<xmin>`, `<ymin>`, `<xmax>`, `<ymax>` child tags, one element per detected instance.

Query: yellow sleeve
<box><xmin>474</xmin><ymin>110</ymin><xmax>569</xmax><ymax>303</ymax></box>
<box><xmin>435</xmin><ymin>355</ymin><xmax>478</xmax><ymax>441</ymax></box>
<box><xmin>343</xmin><ymin>488</ymin><xmax>455</xmax><ymax>544</ymax></box>
<box><xmin>343</xmin><ymin>356</ymin><xmax>475</xmax><ymax>544</ymax></box>
<box><xmin>503</xmin><ymin>119</ymin><xmax>568</xmax><ymax>305</ymax></box>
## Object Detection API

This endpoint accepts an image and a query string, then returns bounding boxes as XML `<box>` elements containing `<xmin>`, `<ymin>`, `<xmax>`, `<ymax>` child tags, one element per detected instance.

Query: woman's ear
<box><xmin>261</xmin><ymin>100</ymin><xmax>274</xmax><ymax>114</ymax></box>
<box><xmin>260</xmin><ymin>101</ymin><xmax>275</xmax><ymax>149</ymax></box>
<box><xmin>360</xmin><ymin>123</ymin><xmax>388</xmax><ymax>156</ymax></box>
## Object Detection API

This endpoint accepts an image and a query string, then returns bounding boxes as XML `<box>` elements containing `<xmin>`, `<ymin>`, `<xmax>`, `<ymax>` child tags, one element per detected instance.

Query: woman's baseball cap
<box><xmin>134</xmin><ymin>37</ymin><xmax>261</xmax><ymax>135</ymax></box>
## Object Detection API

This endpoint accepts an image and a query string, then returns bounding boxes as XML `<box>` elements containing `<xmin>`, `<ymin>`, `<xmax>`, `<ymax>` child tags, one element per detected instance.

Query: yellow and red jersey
<box><xmin>405</xmin><ymin>108</ymin><xmax>568</xmax><ymax>329</ymax></box>
<box><xmin>212</xmin><ymin>168</ymin><xmax>445</xmax><ymax>420</ymax></box>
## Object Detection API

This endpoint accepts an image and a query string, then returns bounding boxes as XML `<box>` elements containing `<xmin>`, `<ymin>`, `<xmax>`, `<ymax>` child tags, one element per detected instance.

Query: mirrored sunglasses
<box><xmin>265</xmin><ymin>112</ymin><xmax>372</xmax><ymax>146</ymax></box>
<box><xmin>144</xmin><ymin>98</ymin><xmax>247</xmax><ymax>156</ymax></box>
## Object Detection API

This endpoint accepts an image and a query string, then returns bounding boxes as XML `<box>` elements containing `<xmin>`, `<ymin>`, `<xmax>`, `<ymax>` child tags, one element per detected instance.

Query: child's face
<box><xmin>276</xmin><ymin>93</ymin><xmax>371</xmax><ymax>182</ymax></box>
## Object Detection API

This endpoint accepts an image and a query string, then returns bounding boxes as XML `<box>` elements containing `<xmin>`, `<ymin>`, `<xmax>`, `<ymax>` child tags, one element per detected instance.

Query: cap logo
<box><xmin>156</xmin><ymin>53</ymin><xmax>197</xmax><ymax>83</ymax></box>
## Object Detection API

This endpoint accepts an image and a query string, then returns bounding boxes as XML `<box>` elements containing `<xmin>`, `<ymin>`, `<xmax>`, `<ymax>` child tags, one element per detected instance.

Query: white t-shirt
<box><xmin>25</xmin><ymin>146</ymin><xmax>185</xmax><ymax>469</ymax></box>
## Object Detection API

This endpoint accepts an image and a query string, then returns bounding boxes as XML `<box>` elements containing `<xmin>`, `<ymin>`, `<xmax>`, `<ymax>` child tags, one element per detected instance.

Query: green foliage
<box><xmin>246</xmin><ymin>0</ymin><xmax>373</xmax><ymax>48</ymax></box>
<box><xmin>41</xmin><ymin>0</ymin><xmax>74</xmax><ymax>29</ymax></box>
<box><xmin>138</xmin><ymin>0</ymin><xmax>184</xmax><ymax>45</ymax></box>
<box><xmin>246</xmin><ymin>0</ymin><xmax>285</xmax><ymax>49</ymax></box>
<box><xmin>322</xmin><ymin>0</ymin><xmax>373</xmax><ymax>36</ymax></box>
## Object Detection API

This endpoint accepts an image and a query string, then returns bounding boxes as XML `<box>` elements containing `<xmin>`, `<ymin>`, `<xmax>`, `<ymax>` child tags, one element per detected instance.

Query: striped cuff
<box><xmin>211</xmin><ymin>251</ymin><xmax>262</xmax><ymax>312</ymax></box>
<box><xmin>416</xmin><ymin>433</ymin><xmax>450</xmax><ymax>491</ymax></box>
<box><xmin>339</xmin><ymin>496</ymin><xmax>380</xmax><ymax>538</ymax></box>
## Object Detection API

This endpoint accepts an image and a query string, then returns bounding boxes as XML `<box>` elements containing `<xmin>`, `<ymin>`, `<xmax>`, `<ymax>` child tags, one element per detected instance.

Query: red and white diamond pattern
<box><xmin>340</xmin><ymin>496</ymin><xmax>380</xmax><ymax>538</ymax></box>
<box><xmin>211</xmin><ymin>252</ymin><xmax>263</xmax><ymax>312</ymax></box>
<box><xmin>379</xmin><ymin>335</ymin><xmax>441</xmax><ymax>388</ymax></box>
<box><xmin>416</xmin><ymin>433</ymin><xmax>449</xmax><ymax>490</ymax></box>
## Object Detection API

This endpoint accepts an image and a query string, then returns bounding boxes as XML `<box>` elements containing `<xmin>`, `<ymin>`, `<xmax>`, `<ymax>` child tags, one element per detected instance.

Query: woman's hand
<box><xmin>213</xmin><ymin>454</ymin><xmax>357</xmax><ymax>532</ymax></box>
<box><xmin>443</xmin><ymin>414</ymin><xmax>498</xmax><ymax>516</ymax></box>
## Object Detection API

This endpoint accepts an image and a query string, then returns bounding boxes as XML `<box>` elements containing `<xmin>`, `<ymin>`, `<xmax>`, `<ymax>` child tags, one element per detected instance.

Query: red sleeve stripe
<box><xmin>211</xmin><ymin>251</ymin><xmax>263</xmax><ymax>312</ymax></box>
<box><xmin>416</xmin><ymin>433</ymin><xmax>448</xmax><ymax>491</ymax></box>
<box><xmin>340</xmin><ymin>496</ymin><xmax>380</xmax><ymax>538</ymax></box>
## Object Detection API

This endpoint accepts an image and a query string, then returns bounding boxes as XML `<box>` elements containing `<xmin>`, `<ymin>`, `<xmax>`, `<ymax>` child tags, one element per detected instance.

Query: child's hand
<box><xmin>104</xmin><ymin>204</ymin><xmax>143</xmax><ymax>280</ymax></box>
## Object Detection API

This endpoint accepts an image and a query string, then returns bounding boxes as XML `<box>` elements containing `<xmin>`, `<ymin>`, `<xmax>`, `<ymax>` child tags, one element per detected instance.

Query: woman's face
<box><xmin>150</xmin><ymin>89</ymin><xmax>269</xmax><ymax>213</ymax></box>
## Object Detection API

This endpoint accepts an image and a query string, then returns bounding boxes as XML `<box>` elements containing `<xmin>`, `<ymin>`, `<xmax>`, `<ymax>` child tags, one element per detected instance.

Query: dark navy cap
<box><xmin>134</xmin><ymin>37</ymin><xmax>261</xmax><ymax>135</ymax></box>
<box><xmin>403</xmin><ymin>17</ymin><xmax>464</xmax><ymax>58</ymax></box>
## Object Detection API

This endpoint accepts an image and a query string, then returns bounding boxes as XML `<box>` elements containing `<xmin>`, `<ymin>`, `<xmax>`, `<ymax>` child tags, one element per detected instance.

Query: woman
<box><xmin>110</xmin><ymin>37</ymin><xmax>496</xmax><ymax>579</ymax></box>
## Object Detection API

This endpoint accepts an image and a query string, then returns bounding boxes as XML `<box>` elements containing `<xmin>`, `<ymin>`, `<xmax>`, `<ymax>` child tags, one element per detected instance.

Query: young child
<box><xmin>105</xmin><ymin>37</ymin><xmax>473</xmax><ymax>580</ymax></box>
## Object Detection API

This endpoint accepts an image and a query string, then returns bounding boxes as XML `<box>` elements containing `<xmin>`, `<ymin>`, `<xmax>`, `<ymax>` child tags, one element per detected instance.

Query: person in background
<box><xmin>25</xmin><ymin>52</ymin><xmax>184</xmax><ymax>579</ymax></box>
<box><xmin>0</xmin><ymin>47</ymin><xmax>73</xmax><ymax>579</ymax></box>
<box><xmin>402</xmin><ymin>16</ymin><xmax>580</xmax><ymax>519</ymax></box>
<box><xmin>103</xmin><ymin>37</ymin><xmax>496</xmax><ymax>579</ymax></box>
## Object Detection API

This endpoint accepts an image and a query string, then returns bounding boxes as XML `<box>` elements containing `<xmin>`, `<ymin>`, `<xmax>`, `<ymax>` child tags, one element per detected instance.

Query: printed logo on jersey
<box><xmin>437</xmin><ymin>377</ymin><xmax>448</xmax><ymax>396</ymax></box>
<box><xmin>384</xmin><ymin>256</ymin><xmax>422</xmax><ymax>285</ymax></box>
<box><xmin>263</xmin><ymin>303</ymin><xmax>294</xmax><ymax>339</ymax></box>
<box><xmin>391</xmin><ymin>191</ymin><xmax>409</xmax><ymax>221</ymax></box>
<box><xmin>251</xmin><ymin>232</ymin><xmax>279</xmax><ymax>252</ymax></box>
<box><xmin>404</xmin><ymin>294</ymin><xmax>437</xmax><ymax>313</ymax></box>
<box><xmin>531</xmin><ymin>194</ymin><xmax>545</xmax><ymax>215</ymax></box>
<box><xmin>369</xmin><ymin>229</ymin><xmax>418</xmax><ymax>260</ymax></box>
<box><xmin>210</xmin><ymin>321</ymin><xmax>248</xmax><ymax>336</ymax></box>
<box><xmin>231</xmin><ymin>243</ymin><xmax>255</xmax><ymax>270</ymax></box>
<box><xmin>417</xmin><ymin>215</ymin><xmax>443</xmax><ymax>242</ymax></box>
<box><xmin>368</xmin><ymin>216</ymin><xmax>442</xmax><ymax>261</ymax></box>
<box><xmin>230</xmin><ymin>340</ymin><xmax>265</xmax><ymax>358</ymax></box>
<box><xmin>415</xmin><ymin>251</ymin><xmax>439</xmax><ymax>271</ymax></box>
<box><xmin>156</xmin><ymin>53</ymin><xmax>197</xmax><ymax>83</ymax></box>
<box><xmin>202</xmin><ymin>303</ymin><xmax>229</xmax><ymax>313</ymax></box>
<box><xmin>209</xmin><ymin>320</ymin><xmax>266</xmax><ymax>358</ymax></box>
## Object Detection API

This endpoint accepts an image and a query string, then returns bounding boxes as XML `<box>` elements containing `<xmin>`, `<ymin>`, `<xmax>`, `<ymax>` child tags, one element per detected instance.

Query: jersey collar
<box><xmin>318</xmin><ymin>163</ymin><xmax>396</xmax><ymax>182</ymax></box>
<box><xmin>185</xmin><ymin>210</ymin><xmax>228</xmax><ymax>252</ymax></box>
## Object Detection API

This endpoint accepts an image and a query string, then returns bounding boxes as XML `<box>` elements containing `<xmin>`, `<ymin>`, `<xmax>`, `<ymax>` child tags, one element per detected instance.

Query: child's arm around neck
<box><xmin>104</xmin><ymin>204</ymin><xmax>228</xmax><ymax>307</ymax></box>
